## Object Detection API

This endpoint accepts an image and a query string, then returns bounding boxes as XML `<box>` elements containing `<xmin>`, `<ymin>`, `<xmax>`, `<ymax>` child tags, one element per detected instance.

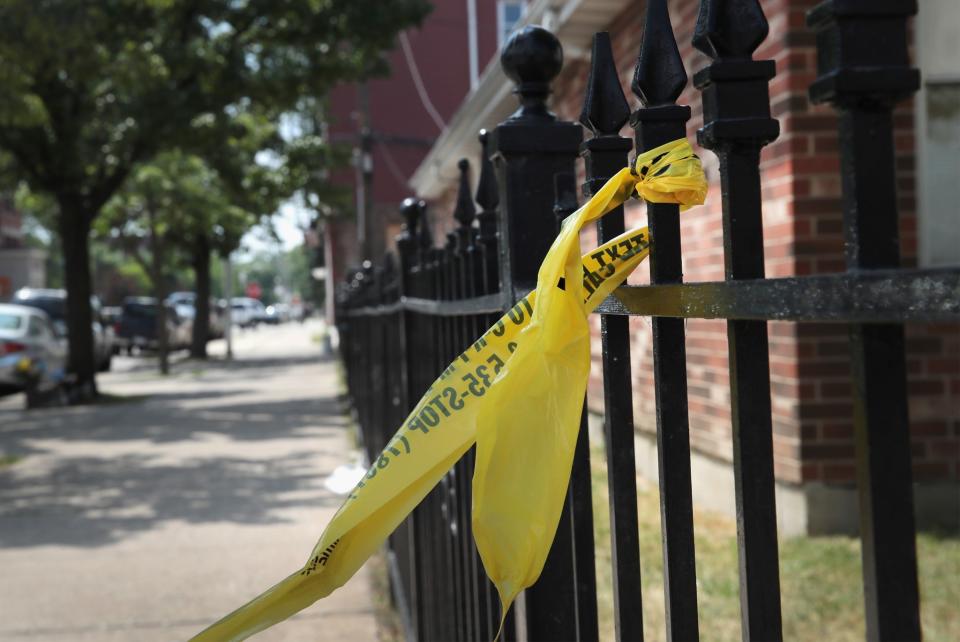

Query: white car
<box><xmin>230</xmin><ymin>297</ymin><xmax>264</xmax><ymax>328</ymax></box>
<box><xmin>0</xmin><ymin>303</ymin><xmax>67</xmax><ymax>405</ymax></box>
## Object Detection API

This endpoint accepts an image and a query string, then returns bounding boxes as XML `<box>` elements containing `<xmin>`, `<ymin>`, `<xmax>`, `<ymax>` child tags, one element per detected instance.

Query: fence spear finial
<box><xmin>475</xmin><ymin>130</ymin><xmax>499</xmax><ymax>212</ymax></box>
<box><xmin>580</xmin><ymin>32</ymin><xmax>630</xmax><ymax>136</ymax></box>
<box><xmin>417</xmin><ymin>201</ymin><xmax>433</xmax><ymax>252</ymax></box>
<box><xmin>693</xmin><ymin>0</ymin><xmax>769</xmax><ymax>61</ymax></box>
<box><xmin>454</xmin><ymin>158</ymin><xmax>476</xmax><ymax>230</ymax></box>
<box><xmin>632</xmin><ymin>0</ymin><xmax>687</xmax><ymax>107</ymax></box>
<box><xmin>399</xmin><ymin>197</ymin><xmax>421</xmax><ymax>240</ymax></box>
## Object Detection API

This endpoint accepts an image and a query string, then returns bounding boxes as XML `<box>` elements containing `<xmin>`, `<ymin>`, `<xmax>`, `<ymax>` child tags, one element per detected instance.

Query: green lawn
<box><xmin>590</xmin><ymin>448</ymin><xmax>960</xmax><ymax>642</ymax></box>
<box><xmin>0</xmin><ymin>454</ymin><xmax>23</xmax><ymax>469</ymax></box>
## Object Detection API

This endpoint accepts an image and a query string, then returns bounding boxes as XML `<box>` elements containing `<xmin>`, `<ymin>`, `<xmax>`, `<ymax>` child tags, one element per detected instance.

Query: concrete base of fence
<box><xmin>587</xmin><ymin>412</ymin><xmax>959</xmax><ymax>537</ymax></box>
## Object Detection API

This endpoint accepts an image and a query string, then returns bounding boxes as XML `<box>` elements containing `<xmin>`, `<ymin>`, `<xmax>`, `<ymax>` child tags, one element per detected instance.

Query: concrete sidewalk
<box><xmin>0</xmin><ymin>321</ymin><xmax>379</xmax><ymax>641</ymax></box>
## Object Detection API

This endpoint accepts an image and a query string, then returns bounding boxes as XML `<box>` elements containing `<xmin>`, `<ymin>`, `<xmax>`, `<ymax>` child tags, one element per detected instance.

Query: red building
<box><xmin>0</xmin><ymin>198</ymin><xmax>46</xmax><ymax>298</ymax></box>
<box><xmin>322</xmin><ymin>1</ymin><xmax>526</xmax><ymax>320</ymax></box>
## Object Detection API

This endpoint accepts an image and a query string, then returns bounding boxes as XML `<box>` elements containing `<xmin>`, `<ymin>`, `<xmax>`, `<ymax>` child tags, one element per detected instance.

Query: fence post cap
<box><xmin>501</xmin><ymin>25</ymin><xmax>563</xmax><ymax>122</ymax></box>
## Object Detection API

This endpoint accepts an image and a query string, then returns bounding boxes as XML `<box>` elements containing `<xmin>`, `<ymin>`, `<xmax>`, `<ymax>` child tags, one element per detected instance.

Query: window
<box><xmin>27</xmin><ymin>316</ymin><xmax>45</xmax><ymax>338</ymax></box>
<box><xmin>0</xmin><ymin>313</ymin><xmax>22</xmax><ymax>330</ymax></box>
<box><xmin>916</xmin><ymin>0</ymin><xmax>960</xmax><ymax>266</ymax></box>
<box><xmin>497</xmin><ymin>1</ymin><xmax>526</xmax><ymax>47</ymax></box>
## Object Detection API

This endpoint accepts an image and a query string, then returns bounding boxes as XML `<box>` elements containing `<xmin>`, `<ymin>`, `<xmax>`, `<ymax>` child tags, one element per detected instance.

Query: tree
<box><xmin>98</xmin><ymin>151</ymin><xmax>246</xmax><ymax>374</ymax></box>
<box><xmin>188</xmin><ymin>109</ymin><xmax>300</xmax><ymax>359</ymax></box>
<box><xmin>0</xmin><ymin>0</ymin><xmax>431</xmax><ymax>399</ymax></box>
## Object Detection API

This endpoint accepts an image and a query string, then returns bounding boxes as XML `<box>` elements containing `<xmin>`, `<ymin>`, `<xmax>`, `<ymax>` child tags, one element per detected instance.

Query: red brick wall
<box><xmin>548</xmin><ymin>0</ymin><xmax>959</xmax><ymax>485</ymax></box>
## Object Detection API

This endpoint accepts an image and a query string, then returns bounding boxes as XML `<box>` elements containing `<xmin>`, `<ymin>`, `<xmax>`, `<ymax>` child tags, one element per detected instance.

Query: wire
<box><xmin>398</xmin><ymin>31</ymin><xmax>447</xmax><ymax>132</ymax></box>
<box><xmin>375</xmin><ymin>138</ymin><xmax>411</xmax><ymax>187</ymax></box>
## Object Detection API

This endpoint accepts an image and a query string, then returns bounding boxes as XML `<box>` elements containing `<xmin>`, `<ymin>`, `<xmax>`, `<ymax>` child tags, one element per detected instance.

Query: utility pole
<box><xmin>356</xmin><ymin>83</ymin><xmax>376</xmax><ymax>260</ymax></box>
<box><xmin>223</xmin><ymin>254</ymin><xmax>233</xmax><ymax>360</ymax></box>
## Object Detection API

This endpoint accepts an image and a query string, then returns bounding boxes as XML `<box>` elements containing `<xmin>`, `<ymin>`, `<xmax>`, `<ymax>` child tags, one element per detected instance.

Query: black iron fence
<box><xmin>337</xmin><ymin>1</ymin><xmax>958</xmax><ymax>640</ymax></box>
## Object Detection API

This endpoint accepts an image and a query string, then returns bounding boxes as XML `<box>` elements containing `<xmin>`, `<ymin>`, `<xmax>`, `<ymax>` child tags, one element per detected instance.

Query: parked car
<box><xmin>11</xmin><ymin>288</ymin><xmax>114</xmax><ymax>372</ymax></box>
<box><xmin>263</xmin><ymin>305</ymin><xmax>281</xmax><ymax>324</ymax></box>
<box><xmin>166</xmin><ymin>291</ymin><xmax>195</xmax><ymax>307</ymax></box>
<box><xmin>209</xmin><ymin>300</ymin><xmax>227</xmax><ymax>339</ymax></box>
<box><xmin>230</xmin><ymin>297</ymin><xmax>265</xmax><ymax>328</ymax></box>
<box><xmin>165</xmin><ymin>292</ymin><xmax>226</xmax><ymax>340</ymax></box>
<box><xmin>0</xmin><ymin>303</ymin><xmax>67</xmax><ymax>405</ymax></box>
<box><xmin>115</xmin><ymin>297</ymin><xmax>192</xmax><ymax>352</ymax></box>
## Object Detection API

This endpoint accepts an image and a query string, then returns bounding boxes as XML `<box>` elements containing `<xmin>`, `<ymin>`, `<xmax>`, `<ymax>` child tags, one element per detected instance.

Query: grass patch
<box><xmin>591</xmin><ymin>446</ymin><xmax>960</xmax><ymax>641</ymax></box>
<box><xmin>0</xmin><ymin>454</ymin><xmax>23</xmax><ymax>469</ymax></box>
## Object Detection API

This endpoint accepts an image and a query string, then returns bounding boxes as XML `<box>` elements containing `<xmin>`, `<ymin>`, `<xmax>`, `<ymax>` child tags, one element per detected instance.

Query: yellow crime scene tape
<box><xmin>192</xmin><ymin>138</ymin><xmax>706</xmax><ymax>641</ymax></box>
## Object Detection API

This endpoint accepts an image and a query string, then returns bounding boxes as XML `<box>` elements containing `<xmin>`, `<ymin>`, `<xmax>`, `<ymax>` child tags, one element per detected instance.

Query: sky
<box><xmin>238</xmin><ymin>200</ymin><xmax>308</xmax><ymax>258</ymax></box>
<box><xmin>238</xmin><ymin>115</ymin><xmax>313</xmax><ymax>257</ymax></box>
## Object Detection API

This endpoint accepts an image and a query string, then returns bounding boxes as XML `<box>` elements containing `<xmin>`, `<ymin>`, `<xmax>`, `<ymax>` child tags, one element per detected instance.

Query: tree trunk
<box><xmin>148</xmin><ymin>212</ymin><xmax>170</xmax><ymax>376</ymax></box>
<box><xmin>190</xmin><ymin>233</ymin><xmax>211</xmax><ymax>359</ymax></box>
<box><xmin>57</xmin><ymin>201</ymin><xmax>98</xmax><ymax>402</ymax></box>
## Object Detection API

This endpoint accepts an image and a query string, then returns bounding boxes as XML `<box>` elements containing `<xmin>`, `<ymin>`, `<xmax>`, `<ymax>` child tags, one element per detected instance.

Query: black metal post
<box><xmin>452</xmin><ymin>159</ymin><xmax>479</xmax><ymax>642</ymax></box>
<box><xmin>555</xmin><ymin>171</ymin><xmax>601</xmax><ymax>642</ymax></box>
<box><xmin>474</xmin><ymin>129</ymin><xmax>501</xmax><ymax>642</ymax></box>
<box><xmin>395</xmin><ymin>203</ymin><xmax>422</xmax><ymax>641</ymax></box>
<box><xmin>488</xmin><ymin>24</ymin><xmax>593</xmax><ymax>642</ymax></box>
<box><xmin>579</xmin><ymin>31</ymin><xmax>646</xmax><ymax>642</ymax></box>
<box><xmin>476</xmin><ymin>130</ymin><xmax>501</xmax><ymax>299</ymax></box>
<box><xmin>807</xmin><ymin>2</ymin><xmax>922</xmax><ymax>639</ymax></box>
<box><xmin>631</xmin><ymin>3</ymin><xmax>703</xmax><ymax>639</ymax></box>
<box><xmin>490</xmin><ymin>26</ymin><xmax>584</xmax><ymax>304</ymax></box>
<box><xmin>692</xmin><ymin>1</ymin><xmax>782</xmax><ymax>639</ymax></box>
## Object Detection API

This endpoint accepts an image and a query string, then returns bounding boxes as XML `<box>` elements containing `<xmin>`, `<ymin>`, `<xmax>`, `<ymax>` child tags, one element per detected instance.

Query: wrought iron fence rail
<box><xmin>335</xmin><ymin>1</ymin><xmax>946</xmax><ymax>640</ymax></box>
<box><xmin>342</xmin><ymin>293</ymin><xmax>506</xmax><ymax>318</ymax></box>
<box><xmin>595</xmin><ymin>268</ymin><xmax>960</xmax><ymax>322</ymax></box>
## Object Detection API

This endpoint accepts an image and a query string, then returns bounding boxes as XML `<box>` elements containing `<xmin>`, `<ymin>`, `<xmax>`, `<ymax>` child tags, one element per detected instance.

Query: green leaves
<box><xmin>0</xmin><ymin>0</ymin><xmax>431</xmax><ymax>212</ymax></box>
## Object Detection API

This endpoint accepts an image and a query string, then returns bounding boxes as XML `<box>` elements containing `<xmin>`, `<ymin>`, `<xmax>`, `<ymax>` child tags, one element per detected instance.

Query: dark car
<box><xmin>11</xmin><ymin>288</ymin><xmax>115</xmax><ymax>372</ymax></box>
<box><xmin>116</xmin><ymin>297</ymin><xmax>191</xmax><ymax>353</ymax></box>
<box><xmin>165</xmin><ymin>292</ymin><xmax>226</xmax><ymax>339</ymax></box>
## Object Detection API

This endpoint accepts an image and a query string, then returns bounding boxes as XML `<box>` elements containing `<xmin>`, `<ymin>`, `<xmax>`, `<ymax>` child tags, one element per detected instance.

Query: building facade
<box><xmin>0</xmin><ymin>197</ymin><xmax>46</xmax><ymax>298</ymax></box>
<box><xmin>407</xmin><ymin>0</ymin><xmax>959</xmax><ymax>534</ymax></box>
<box><xmin>323</xmin><ymin>1</ymin><xmax>526</xmax><ymax>321</ymax></box>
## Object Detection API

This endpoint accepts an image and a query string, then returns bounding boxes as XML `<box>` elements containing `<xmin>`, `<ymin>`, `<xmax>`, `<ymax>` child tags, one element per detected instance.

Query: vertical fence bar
<box><xmin>488</xmin><ymin>25</ymin><xmax>592</xmax><ymax>642</ymax></box>
<box><xmin>409</xmin><ymin>202</ymin><xmax>432</xmax><ymax>642</ymax></box>
<box><xmin>475</xmin><ymin>129</ymin><xmax>501</xmax><ymax>642</ymax></box>
<box><xmin>396</xmin><ymin>198</ymin><xmax>423</xmax><ymax>641</ymax></box>
<box><xmin>419</xmin><ymin>216</ymin><xmax>441</xmax><ymax>642</ymax></box>
<box><xmin>439</xmin><ymin>229</ymin><xmax>463</xmax><ymax>642</ymax></box>
<box><xmin>692</xmin><ymin>1</ymin><xmax>783</xmax><ymax>639</ymax></box>
<box><xmin>555</xmin><ymin>171</ymin><xmax>601</xmax><ymax>641</ymax></box>
<box><xmin>451</xmin><ymin>160</ymin><xmax>475</xmax><ymax>642</ymax></box>
<box><xmin>454</xmin><ymin>158</ymin><xmax>483</xmax><ymax>642</ymax></box>
<box><xmin>579</xmin><ymin>30</ymin><xmax>645</xmax><ymax>642</ymax></box>
<box><xmin>630</xmin><ymin>3</ymin><xmax>702</xmax><ymax>639</ymax></box>
<box><xmin>807</xmin><ymin>2</ymin><xmax>922</xmax><ymax>639</ymax></box>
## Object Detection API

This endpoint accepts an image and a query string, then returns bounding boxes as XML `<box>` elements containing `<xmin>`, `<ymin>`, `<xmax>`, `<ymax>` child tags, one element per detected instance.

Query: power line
<box><xmin>398</xmin><ymin>31</ymin><xmax>447</xmax><ymax>132</ymax></box>
<box><xmin>375</xmin><ymin>138</ymin><xmax>410</xmax><ymax>188</ymax></box>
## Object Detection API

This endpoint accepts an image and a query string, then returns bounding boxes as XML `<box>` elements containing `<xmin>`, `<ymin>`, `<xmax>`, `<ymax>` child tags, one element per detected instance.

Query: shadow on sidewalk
<box><xmin>0</xmin><ymin>350</ymin><xmax>357</xmax><ymax>549</ymax></box>
<box><xmin>0</xmin><ymin>449</ymin><xmax>346</xmax><ymax>548</ymax></box>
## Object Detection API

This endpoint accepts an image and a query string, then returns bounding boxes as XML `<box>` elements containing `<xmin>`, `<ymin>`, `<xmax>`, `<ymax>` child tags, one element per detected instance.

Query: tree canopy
<box><xmin>0</xmin><ymin>0</ymin><xmax>431</xmax><ymax>396</ymax></box>
<box><xmin>0</xmin><ymin>0</ymin><xmax>430</xmax><ymax>213</ymax></box>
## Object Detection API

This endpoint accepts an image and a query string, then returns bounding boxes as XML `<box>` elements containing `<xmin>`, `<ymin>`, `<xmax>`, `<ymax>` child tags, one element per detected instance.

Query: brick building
<box><xmin>322</xmin><ymin>1</ymin><xmax>526</xmax><ymax>321</ymax></box>
<box><xmin>0</xmin><ymin>197</ymin><xmax>46</xmax><ymax>298</ymax></box>
<box><xmin>408</xmin><ymin>0</ymin><xmax>959</xmax><ymax>534</ymax></box>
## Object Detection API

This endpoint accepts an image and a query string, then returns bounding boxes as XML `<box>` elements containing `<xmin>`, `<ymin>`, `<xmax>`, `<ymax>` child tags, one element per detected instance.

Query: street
<box><xmin>0</xmin><ymin>321</ymin><xmax>378</xmax><ymax>641</ymax></box>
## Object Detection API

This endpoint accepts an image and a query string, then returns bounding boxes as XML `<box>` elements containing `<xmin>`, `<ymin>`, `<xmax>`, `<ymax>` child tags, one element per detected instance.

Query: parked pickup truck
<box><xmin>115</xmin><ymin>297</ymin><xmax>192</xmax><ymax>353</ymax></box>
